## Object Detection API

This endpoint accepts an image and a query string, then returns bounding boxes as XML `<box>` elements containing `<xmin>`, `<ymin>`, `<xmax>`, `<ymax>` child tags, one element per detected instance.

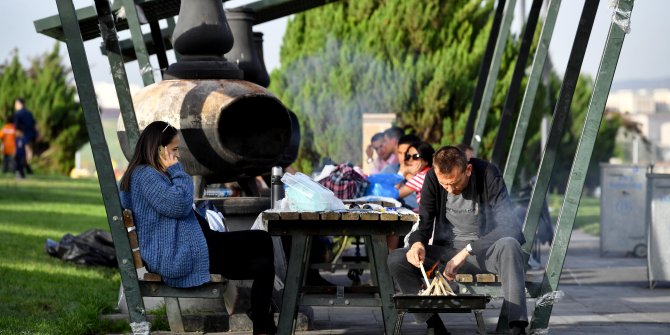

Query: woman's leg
<box><xmin>202</xmin><ymin>228</ymin><xmax>276</xmax><ymax>333</ymax></box>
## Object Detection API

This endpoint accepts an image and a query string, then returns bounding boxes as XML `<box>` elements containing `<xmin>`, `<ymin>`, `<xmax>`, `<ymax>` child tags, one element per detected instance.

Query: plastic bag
<box><xmin>365</xmin><ymin>173</ymin><xmax>404</xmax><ymax>199</ymax></box>
<box><xmin>45</xmin><ymin>229</ymin><xmax>117</xmax><ymax>267</ymax></box>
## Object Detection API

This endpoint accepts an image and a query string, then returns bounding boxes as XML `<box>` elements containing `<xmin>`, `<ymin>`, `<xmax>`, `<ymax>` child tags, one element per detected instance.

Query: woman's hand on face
<box><xmin>160</xmin><ymin>146</ymin><xmax>179</xmax><ymax>170</ymax></box>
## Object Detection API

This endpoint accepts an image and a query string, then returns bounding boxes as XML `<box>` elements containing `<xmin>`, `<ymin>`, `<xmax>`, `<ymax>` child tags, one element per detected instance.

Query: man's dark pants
<box><xmin>387</xmin><ymin>237</ymin><xmax>528</xmax><ymax>325</ymax></box>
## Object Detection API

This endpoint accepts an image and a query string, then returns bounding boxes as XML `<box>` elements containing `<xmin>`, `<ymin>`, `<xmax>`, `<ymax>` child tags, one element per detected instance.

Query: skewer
<box><xmin>419</xmin><ymin>261</ymin><xmax>431</xmax><ymax>287</ymax></box>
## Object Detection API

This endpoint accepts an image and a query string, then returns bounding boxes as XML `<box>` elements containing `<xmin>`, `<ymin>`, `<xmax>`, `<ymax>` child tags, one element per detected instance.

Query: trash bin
<box><xmin>646</xmin><ymin>173</ymin><xmax>670</xmax><ymax>288</ymax></box>
<box><xmin>599</xmin><ymin>164</ymin><xmax>648</xmax><ymax>257</ymax></box>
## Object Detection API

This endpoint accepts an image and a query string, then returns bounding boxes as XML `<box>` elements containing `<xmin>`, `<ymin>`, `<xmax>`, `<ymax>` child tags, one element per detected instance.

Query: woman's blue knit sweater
<box><xmin>120</xmin><ymin>163</ymin><xmax>210</xmax><ymax>287</ymax></box>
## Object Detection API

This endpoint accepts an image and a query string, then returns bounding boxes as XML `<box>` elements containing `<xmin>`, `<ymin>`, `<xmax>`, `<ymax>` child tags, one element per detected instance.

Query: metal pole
<box><xmin>94</xmin><ymin>0</ymin><xmax>140</xmax><ymax>151</ymax></box>
<box><xmin>520</xmin><ymin>0</ymin><xmax>599</xmax><ymax>265</ymax></box>
<box><xmin>122</xmin><ymin>0</ymin><xmax>155</xmax><ymax>86</ymax></box>
<box><xmin>55</xmin><ymin>0</ymin><xmax>147</xmax><ymax>328</ymax></box>
<box><xmin>531</xmin><ymin>0</ymin><xmax>634</xmax><ymax>330</ymax></box>
<box><xmin>490</xmin><ymin>0</ymin><xmax>544</xmax><ymax>169</ymax></box>
<box><xmin>470</xmin><ymin>0</ymin><xmax>518</xmax><ymax>156</ymax></box>
<box><xmin>149</xmin><ymin>20</ymin><xmax>169</xmax><ymax>77</ymax></box>
<box><xmin>503</xmin><ymin>0</ymin><xmax>563</xmax><ymax>191</ymax></box>
<box><xmin>462</xmin><ymin>0</ymin><xmax>507</xmax><ymax>146</ymax></box>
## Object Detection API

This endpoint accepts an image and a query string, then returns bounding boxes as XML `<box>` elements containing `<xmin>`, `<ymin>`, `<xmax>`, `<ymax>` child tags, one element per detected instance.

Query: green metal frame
<box><xmin>490</xmin><ymin>0</ymin><xmax>543</xmax><ymax>169</ymax></box>
<box><xmin>503</xmin><ymin>0</ymin><xmax>563</xmax><ymax>191</ymax></box>
<box><xmin>94</xmin><ymin>0</ymin><xmax>140</xmax><ymax>150</ymax></box>
<box><xmin>520</xmin><ymin>0</ymin><xmax>599</xmax><ymax>267</ymax></box>
<box><xmin>470</xmin><ymin>0</ymin><xmax>518</xmax><ymax>156</ymax></box>
<box><xmin>54</xmin><ymin>0</ymin><xmax>147</xmax><ymax>327</ymax></box>
<box><xmin>122</xmin><ymin>0</ymin><xmax>155</xmax><ymax>86</ymax></box>
<box><xmin>462</xmin><ymin>0</ymin><xmax>507</xmax><ymax>146</ymax></box>
<box><xmin>530</xmin><ymin>0</ymin><xmax>634</xmax><ymax>330</ymax></box>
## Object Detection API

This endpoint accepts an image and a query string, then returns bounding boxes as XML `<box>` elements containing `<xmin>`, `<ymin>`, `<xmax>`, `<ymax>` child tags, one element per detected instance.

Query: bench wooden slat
<box><xmin>320</xmin><ymin>212</ymin><xmax>340</xmax><ymax>220</ymax></box>
<box><xmin>123</xmin><ymin>209</ymin><xmax>135</xmax><ymax>228</ymax></box>
<box><xmin>360</xmin><ymin>212</ymin><xmax>379</xmax><ymax>220</ymax></box>
<box><xmin>476</xmin><ymin>274</ymin><xmax>497</xmax><ymax>283</ymax></box>
<box><xmin>280</xmin><ymin>212</ymin><xmax>300</xmax><ymax>220</ymax></box>
<box><xmin>342</xmin><ymin>212</ymin><xmax>360</xmax><ymax>220</ymax></box>
<box><xmin>300</xmin><ymin>212</ymin><xmax>320</xmax><ymax>220</ymax></box>
<box><xmin>380</xmin><ymin>212</ymin><xmax>399</xmax><ymax>221</ymax></box>
<box><xmin>142</xmin><ymin>272</ymin><xmax>162</xmax><ymax>282</ymax></box>
<box><xmin>456</xmin><ymin>274</ymin><xmax>473</xmax><ymax>283</ymax></box>
<box><xmin>210</xmin><ymin>274</ymin><xmax>224</xmax><ymax>283</ymax></box>
<box><xmin>132</xmin><ymin>250</ymin><xmax>144</xmax><ymax>269</ymax></box>
<box><xmin>127</xmin><ymin>229</ymin><xmax>139</xmax><ymax>250</ymax></box>
<box><xmin>263</xmin><ymin>212</ymin><xmax>280</xmax><ymax>221</ymax></box>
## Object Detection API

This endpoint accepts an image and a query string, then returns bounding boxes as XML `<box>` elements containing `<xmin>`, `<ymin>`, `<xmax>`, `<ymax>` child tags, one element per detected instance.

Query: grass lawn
<box><xmin>0</xmin><ymin>174</ymin><xmax>128</xmax><ymax>334</ymax></box>
<box><xmin>549</xmin><ymin>194</ymin><xmax>601</xmax><ymax>235</ymax></box>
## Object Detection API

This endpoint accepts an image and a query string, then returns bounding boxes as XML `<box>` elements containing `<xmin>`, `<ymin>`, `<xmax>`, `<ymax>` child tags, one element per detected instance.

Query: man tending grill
<box><xmin>387</xmin><ymin>145</ymin><xmax>528</xmax><ymax>335</ymax></box>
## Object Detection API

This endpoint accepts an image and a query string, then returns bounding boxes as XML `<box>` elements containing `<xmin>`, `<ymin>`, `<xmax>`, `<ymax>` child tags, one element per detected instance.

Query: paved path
<box><xmin>169</xmin><ymin>230</ymin><xmax>670</xmax><ymax>334</ymax></box>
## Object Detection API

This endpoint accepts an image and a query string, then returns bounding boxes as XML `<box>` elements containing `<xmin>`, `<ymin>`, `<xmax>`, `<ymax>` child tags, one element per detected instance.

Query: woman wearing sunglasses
<box><xmin>398</xmin><ymin>142</ymin><xmax>435</xmax><ymax>206</ymax></box>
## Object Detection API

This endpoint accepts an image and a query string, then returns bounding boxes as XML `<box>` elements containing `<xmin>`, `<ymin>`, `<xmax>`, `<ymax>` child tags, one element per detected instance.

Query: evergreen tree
<box><xmin>271</xmin><ymin>0</ymin><xmax>621</xmax><ymax>189</ymax></box>
<box><xmin>0</xmin><ymin>44</ymin><xmax>86</xmax><ymax>174</ymax></box>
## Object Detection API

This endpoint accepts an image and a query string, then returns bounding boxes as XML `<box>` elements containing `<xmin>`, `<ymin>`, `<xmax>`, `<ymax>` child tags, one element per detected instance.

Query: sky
<box><xmin>0</xmin><ymin>0</ymin><xmax>669</xmax><ymax>108</ymax></box>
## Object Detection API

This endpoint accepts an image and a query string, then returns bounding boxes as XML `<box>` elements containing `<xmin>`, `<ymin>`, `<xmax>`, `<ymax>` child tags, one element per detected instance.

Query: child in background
<box><xmin>0</xmin><ymin>115</ymin><xmax>16</xmax><ymax>173</ymax></box>
<box><xmin>14</xmin><ymin>129</ymin><xmax>26</xmax><ymax>179</ymax></box>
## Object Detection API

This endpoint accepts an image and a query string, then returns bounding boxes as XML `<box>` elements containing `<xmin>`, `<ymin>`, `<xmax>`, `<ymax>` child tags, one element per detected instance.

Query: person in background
<box><xmin>14</xmin><ymin>129</ymin><xmax>26</xmax><ymax>179</ymax></box>
<box><xmin>388</xmin><ymin>146</ymin><xmax>528</xmax><ymax>335</ymax></box>
<box><xmin>397</xmin><ymin>142</ymin><xmax>435</xmax><ymax>207</ymax></box>
<box><xmin>0</xmin><ymin>114</ymin><xmax>16</xmax><ymax>173</ymax></box>
<box><xmin>14</xmin><ymin>98</ymin><xmax>37</xmax><ymax>174</ymax></box>
<box><xmin>365</xmin><ymin>132</ymin><xmax>391</xmax><ymax>174</ymax></box>
<box><xmin>119</xmin><ymin>121</ymin><xmax>277</xmax><ymax>334</ymax></box>
<box><xmin>456</xmin><ymin>143</ymin><xmax>474</xmax><ymax>160</ymax></box>
<box><xmin>379</xmin><ymin>127</ymin><xmax>403</xmax><ymax>174</ymax></box>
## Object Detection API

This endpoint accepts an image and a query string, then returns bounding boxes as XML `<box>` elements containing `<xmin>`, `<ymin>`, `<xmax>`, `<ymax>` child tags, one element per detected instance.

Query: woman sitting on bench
<box><xmin>120</xmin><ymin>121</ymin><xmax>276</xmax><ymax>335</ymax></box>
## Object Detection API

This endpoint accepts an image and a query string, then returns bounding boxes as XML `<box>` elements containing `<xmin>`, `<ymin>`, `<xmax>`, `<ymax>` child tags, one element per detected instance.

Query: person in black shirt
<box><xmin>388</xmin><ymin>146</ymin><xmax>528</xmax><ymax>335</ymax></box>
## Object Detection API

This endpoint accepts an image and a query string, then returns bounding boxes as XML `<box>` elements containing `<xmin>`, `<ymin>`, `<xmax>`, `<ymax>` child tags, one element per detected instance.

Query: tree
<box><xmin>271</xmin><ymin>0</ymin><xmax>620</xmax><ymax>191</ymax></box>
<box><xmin>0</xmin><ymin>44</ymin><xmax>87</xmax><ymax>174</ymax></box>
<box><xmin>270</xmin><ymin>0</ymin><xmax>512</xmax><ymax>169</ymax></box>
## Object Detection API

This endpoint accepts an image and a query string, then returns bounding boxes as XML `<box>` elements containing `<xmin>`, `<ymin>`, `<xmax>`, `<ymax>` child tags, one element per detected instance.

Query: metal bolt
<box><xmin>344</xmin><ymin>299</ymin><xmax>350</xmax><ymax>305</ymax></box>
<box><xmin>461</xmin><ymin>288</ymin><xmax>467</xmax><ymax>294</ymax></box>
<box><xmin>122</xmin><ymin>259</ymin><xmax>128</xmax><ymax>264</ymax></box>
<box><xmin>113</xmin><ymin>216</ymin><xmax>119</xmax><ymax>221</ymax></box>
<box><xmin>212</xmin><ymin>289</ymin><xmax>219</xmax><ymax>295</ymax></box>
<box><xmin>329</xmin><ymin>300</ymin><xmax>334</xmax><ymax>305</ymax></box>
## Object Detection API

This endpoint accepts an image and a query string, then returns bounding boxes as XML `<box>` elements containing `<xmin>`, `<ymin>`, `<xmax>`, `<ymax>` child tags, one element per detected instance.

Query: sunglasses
<box><xmin>405</xmin><ymin>153</ymin><xmax>421</xmax><ymax>161</ymax></box>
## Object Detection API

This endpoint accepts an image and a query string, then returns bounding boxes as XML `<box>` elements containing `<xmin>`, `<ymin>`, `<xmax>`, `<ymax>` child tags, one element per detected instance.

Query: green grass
<box><xmin>549</xmin><ymin>193</ymin><xmax>601</xmax><ymax>235</ymax></box>
<box><xmin>0</xmin><ymin>174</ymin><xmax>129</xmax><ymax>335</ymax></box>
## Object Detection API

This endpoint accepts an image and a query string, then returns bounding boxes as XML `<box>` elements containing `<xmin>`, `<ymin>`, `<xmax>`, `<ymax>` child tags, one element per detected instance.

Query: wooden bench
<box><xmin>122</xmin><ymin>209</ymin><xmax>227</xmax><ymax>332</ymax></box>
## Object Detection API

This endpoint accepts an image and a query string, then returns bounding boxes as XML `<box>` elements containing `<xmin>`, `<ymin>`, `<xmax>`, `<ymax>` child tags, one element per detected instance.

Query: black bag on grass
<box><xmin>45</xmin><ymin>229</ymin><xmax>117</xmax><ymax>267</ymax></box>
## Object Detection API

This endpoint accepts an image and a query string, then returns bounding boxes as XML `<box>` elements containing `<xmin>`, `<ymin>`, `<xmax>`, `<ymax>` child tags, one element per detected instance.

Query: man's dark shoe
<box><xmin>510</xmin><ymin>320</ymin><xmax>528</xmax><ymax>335</ymax></box>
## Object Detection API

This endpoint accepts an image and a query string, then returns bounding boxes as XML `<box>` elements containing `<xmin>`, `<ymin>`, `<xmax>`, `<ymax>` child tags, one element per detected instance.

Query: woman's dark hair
<box><xmin>408</xmin><ymin>142</ymin><xmax>436</xmax><ymax>168</ymax></box>
<box><xmin>120</xmin><ymin>121</ymin><xmax>178</xmax><ymax>191</ymax></box>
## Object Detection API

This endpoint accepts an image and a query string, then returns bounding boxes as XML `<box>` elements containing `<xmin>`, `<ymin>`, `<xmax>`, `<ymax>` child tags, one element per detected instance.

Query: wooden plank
<box><xmin>476</xmin><ymin>274</ymin><xmax>497</xmax><ymax>283</ymax></box>
<box><xmin>456</xmin><ymin>274</ymin><xmax>474</xmax><ymax>283</ymax></box>
<box><xmin>263</xmin><ymin>211</ymin><xmax>280</xmax><ymax>221</ymax></box>
<box><xmin>210</xmin><ymin>274</ymin><xmax>224</xmax><ymax>283</ymax></box>
<box><xmin>123</xmin><ymin>209</ymin><xmax>135</xmax><ymax>228</ymax></box>
<box><xmin>342</xmin><ymin>211</ymin><xmax>361</xmax><ymax>221</ymax></box>
<box><xmin>280</xmin><ymin>212</ymin><xmax>300</xmax><ymax>220</ymax></box>
<box><xmin>399</xmin><ymin>213</ymin><xmax>418</xmax><ymax>222</ymax></box>
<box><xmin>360</xmin><ymin>212</ymin><xmax>380</xmax><ymax>221</ymax></box>
<box><xmin>380</xmin><ymin>212</ymin><xmax>399</xmax><ymax>221</ymax></box>
<box><xmin>132</xmin><ymin>250</ymin><xmax>144</xmax><ymax>269</ymax></box>
<box><xmin>127</xmin><ymin>229</ymin><xmax>139</xmax><ymax>250</ymax></box>
<box><xmin>320</xmin><ymin>212</ymin><xmax>340</xmax><ymax>220</ymax></box>
<box><xmin>142</xmin><ymin>272</ymin><xmax>162</xmax><ymax>282</ymax></box>
<box><xmin>300</xmin><ymin>212</ymin><xmax>320</xmax><ymax>221</ymax></box>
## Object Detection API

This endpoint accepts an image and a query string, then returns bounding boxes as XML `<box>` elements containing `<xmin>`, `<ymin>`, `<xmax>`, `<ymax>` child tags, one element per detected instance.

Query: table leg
<box><xmin>278</xmin><ymin>233</ymin><xmax>308</xmax><ymax>334</ymax></box>
<box><xmin>370</xmin><ymin>235</ymin><xmax>399</xmax><ymax>335</ymax></box>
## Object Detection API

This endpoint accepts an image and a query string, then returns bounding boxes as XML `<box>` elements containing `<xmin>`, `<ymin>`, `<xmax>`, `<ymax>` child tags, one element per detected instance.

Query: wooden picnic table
<box><xmin>263</xmin><ymin>209</ymin><xmax>417</xmax><ymax>334</ymax></box>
